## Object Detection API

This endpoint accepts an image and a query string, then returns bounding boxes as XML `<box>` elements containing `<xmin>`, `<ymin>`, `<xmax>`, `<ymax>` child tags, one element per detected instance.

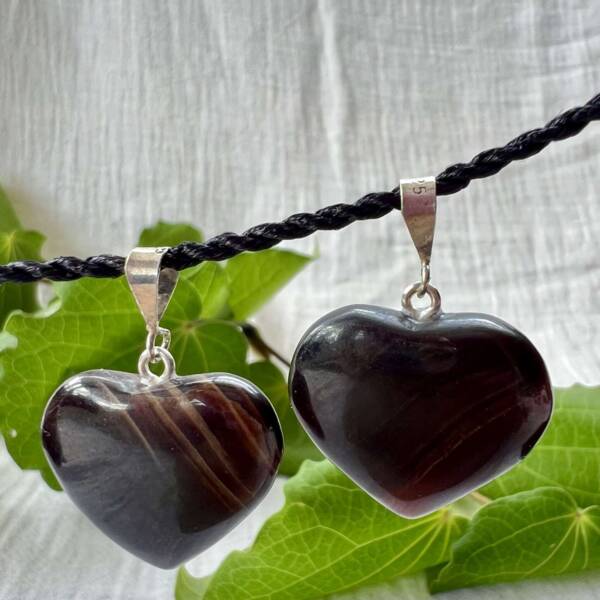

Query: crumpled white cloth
<box><xmin>1</xmin><ymin>0</ymin><xmax>600</xmax><ymax>598</ymax></box>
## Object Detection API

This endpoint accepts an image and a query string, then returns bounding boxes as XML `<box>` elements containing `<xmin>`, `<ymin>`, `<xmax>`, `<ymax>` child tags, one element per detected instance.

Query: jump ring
<box><xmin>417</xmin><ymin>262</ymin><xmax>431</xmax><ymax>297</ymax></box>
<box><xmin>138</xmin><ymin>346</ymin><xmax>176</xmax><ymax>383</ymax></box>
<box><xmin>145</xmin><ymin>327</ymin><xmax>172</xmax><ymax>362</ymax></box>
<box><xmin>401</xmin><ymin>281</ymin><xmax>441</xmax><ymax>321</ymax></box>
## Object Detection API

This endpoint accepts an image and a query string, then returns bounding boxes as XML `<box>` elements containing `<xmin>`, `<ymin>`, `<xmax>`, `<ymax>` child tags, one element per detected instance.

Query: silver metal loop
<box><xmin>402</xmin><ymin>281</ymin><xmax>442</xmax><ymax>321</ymax></box>
<box><xmin>138</xmin><ymin>346</ymin><xmax>176</xmax><ymax>383</ymax></box>
<box><xmin>417</xmin><ymin>262</ymin><xmax>431</xmax><ymax>297</ymax></box>
<box><xmin>145</xmin><ymin>326</ymin><xmax>172</xmax><ymax>361</ymax></box>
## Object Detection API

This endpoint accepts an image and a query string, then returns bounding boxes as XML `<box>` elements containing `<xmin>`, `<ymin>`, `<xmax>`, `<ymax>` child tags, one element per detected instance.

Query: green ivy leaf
<box><xmin>171</xmin><ymin>319</ymin><xmax>248</xmax><ymax>378</ymax></box>
<box><xmin>432</xmin><ymin>487</ymin><xmax>600</xmax><ymax>592</ymax></box>
<box><xmin>186</xmin><ymin>263</ymin><xmax>231</xmax><ymax>318</ymax></box>
<box><xmin>225</xmin><ymin>249</ymin><xmax>311</xmax><ymax>320</ymax></box>
<box><xmin>482</xmin><ymin>385</ymin><xmax>600</xmax><ymax>506</ymax></box>
<box><xmin>0</xmin><ymin>186</ymin><xmax>45</xmax><ymax>326</ymax></box>
<box><xmin>247</xmin><ymin>360</ymin><xmax>322</xmax><ymax>475</ymax></box>
<box><xmin>176</xmin><ymin>572</ymin><xmax>433</xmax><ymax>600</ymax></box>
<box><xmin>138</xmin><ymin>221</ymin><xmax>203</xmax><ymax>247</ymax></box>
<box><xmin>176</xmin><ymin>460</ymin><xmax>468</xmax><ymax>600</ymax></box>
<box><xmin>176</xmin><ymin>571</ymin><xmax>212</xmax><ymax>600</ymax></box>
<box><xmin>0</xmin><ymin>185</ymin><xmax>23</xmax><ymax>233</ymax></box>
<box><xmin>330</xmin><ymin>574</ymin><xmax>432</xmax><ymax>599</ymax></box>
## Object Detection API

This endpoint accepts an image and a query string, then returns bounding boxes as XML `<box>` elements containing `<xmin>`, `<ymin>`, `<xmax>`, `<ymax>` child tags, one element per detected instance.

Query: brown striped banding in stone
<box><xmin>290</xmin><ymin>305</ymin><xmax>553</xmax><ymax>519</ymax></box>
<box><xmin>42</xmin><ymin>370</ymin><xmax>283</xmax><ymax>569</ymax></box>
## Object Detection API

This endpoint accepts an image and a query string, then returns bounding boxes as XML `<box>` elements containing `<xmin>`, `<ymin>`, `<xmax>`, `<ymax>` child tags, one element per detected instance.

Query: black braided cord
<box><xmin>2</xmin><ymin>92</ymin><xmax>599</xmax><ymax>285</ymax></box>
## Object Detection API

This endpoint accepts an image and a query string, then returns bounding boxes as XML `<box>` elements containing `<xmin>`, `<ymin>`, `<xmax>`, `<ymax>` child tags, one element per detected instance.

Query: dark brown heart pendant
<box><xmin>289</xmin><ymin>305</ymin><xmax>552</xmax><ymax>518</ymax></box>
<box><xmin>42</xmin><ymin>370</ymin><xmax>282</xmax><ymax>568</ymax></box>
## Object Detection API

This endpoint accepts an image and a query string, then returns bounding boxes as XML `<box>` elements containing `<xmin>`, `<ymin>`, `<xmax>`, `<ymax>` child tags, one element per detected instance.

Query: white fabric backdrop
<box><xmin>1</xmin><ymin>1</ymin><xmax>599</xmax><ymax>598</ymax></box>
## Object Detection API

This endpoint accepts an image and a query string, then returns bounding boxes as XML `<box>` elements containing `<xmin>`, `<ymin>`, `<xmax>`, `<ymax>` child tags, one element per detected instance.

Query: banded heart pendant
<box><xmin>41</xmin><ymin>247</ymin><xmax>283</xmax><ymax>568</ymax></box>
<box><xmin>289</xmin><ymin>178</ymin><xmax>552</xmax><ymax>518</ymax></box>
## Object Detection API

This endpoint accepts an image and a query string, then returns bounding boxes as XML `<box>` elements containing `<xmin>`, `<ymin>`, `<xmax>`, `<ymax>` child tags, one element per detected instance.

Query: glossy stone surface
<box><xmin>42</xmin><ymin>371</ymin><xmax>283</xmax><ymax>568</ymax></box>
<box><xmin>290</xmin><ymin>305</ymin><xmax>552</xmax><ymax>518</ymax></box>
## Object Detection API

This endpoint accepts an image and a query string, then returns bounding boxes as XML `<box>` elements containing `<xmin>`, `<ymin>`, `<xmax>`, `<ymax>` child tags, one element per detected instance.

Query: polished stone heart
<box><xmin>42</xmin><ymin>371</ymin><xmax>283</xmax><ymax>568</ymax></box>
<box><xmin>290</xmin><ymin>305</ymin><xmax>552</xmax><ymax>518</ymax></box>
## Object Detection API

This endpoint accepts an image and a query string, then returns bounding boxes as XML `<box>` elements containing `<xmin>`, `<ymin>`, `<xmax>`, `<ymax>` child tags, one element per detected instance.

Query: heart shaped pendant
<box><xmin>41</xmin><ymin>247</ymin><xmax>283</xmax><ymax>567</ymax></box>
<box><xmin>42</xmin><ymin>369</ymin><xmax>282</xmax><ymax>568</ymax></box>
<box><xmin>289</xmin><ymin>178</ymin><xmax>553</xmax><ymax>518</ymax></box>
<box><xmin>289</xmin><ymin>305</ymin><xmax>552</xmax><ymax>518</ymax></box>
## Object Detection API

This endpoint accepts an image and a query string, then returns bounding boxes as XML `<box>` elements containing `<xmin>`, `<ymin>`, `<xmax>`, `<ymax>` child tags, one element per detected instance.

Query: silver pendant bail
<box><xmin>125</xmin><ymin>247</ymin><xmax>178</xmax><ymax>382</ymax></box>
<box><xmin>400</xmin><ymin>177</ymin><xmax>436</xmax><ymax>282</ymax></box>
<box><xmin>400</xmin><ymin>177</ymin><xmax>441</xmax><ymax>320</ymax></box>
<box><xmin>125</xmin><ymin>247</ymin><xmax>178</xmax><ymax>334</ymax></box>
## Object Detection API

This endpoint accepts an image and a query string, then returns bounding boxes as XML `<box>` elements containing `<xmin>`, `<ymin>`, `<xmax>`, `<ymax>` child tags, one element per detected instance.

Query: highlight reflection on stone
<box><xmin>42</xmin><ymin>371</ymin><xmax>283</xmax><ymax>568</ymax></box>
<box><xmin>290</xmin><ymin>305</ymin><xmax>552</xmax><ymax>518</ymax></box>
